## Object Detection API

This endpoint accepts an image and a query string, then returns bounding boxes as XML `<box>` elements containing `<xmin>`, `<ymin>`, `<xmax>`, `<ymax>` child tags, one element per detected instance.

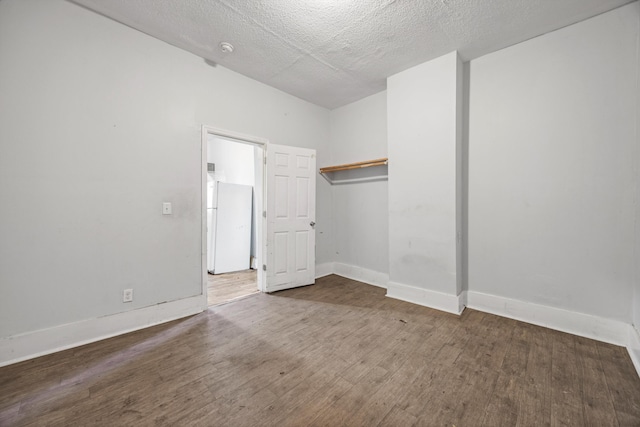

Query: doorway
<box><xmin>201</xmin><ymin>126</ymin><xmax>318</xmax><ymax>307</ymax></box>
<box><xmin>202</xmin><ymin>127</ymin><xmax>266</xmax><ymax>306</ymax></box>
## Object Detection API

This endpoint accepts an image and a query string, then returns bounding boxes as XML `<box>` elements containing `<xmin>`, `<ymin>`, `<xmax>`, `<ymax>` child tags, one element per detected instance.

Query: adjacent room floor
<box><xmin>207</xmin><ymin>269</ymin><xmax>258</xmax><ymax>306</ymax></box>
<box><xmin>2</xmin><ymin>275</ymin><xmax>639</xmax><ymax>426</ymax></box>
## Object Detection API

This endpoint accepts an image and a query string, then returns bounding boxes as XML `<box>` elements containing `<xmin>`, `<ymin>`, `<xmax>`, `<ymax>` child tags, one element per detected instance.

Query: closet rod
<box><xmin>319</xmin><ymin>157</ymin><xmax>388</xmax><ymax>174</ymax></box>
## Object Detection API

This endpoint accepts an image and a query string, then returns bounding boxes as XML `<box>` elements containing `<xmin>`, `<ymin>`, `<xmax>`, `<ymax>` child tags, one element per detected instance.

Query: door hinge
<box><xmin>262</xmin><ymin>264</ymin><xmax>267</xmax><ymax>271</ymax></box>
<box><xmin>263</xmin><ymin>211</ymin><xmax>267</xmax><ymax>218</ymax></box>
<box><xmin>264</xmin><ymin>156</ymin><xmax>267</xmax><ymax>165</ymax></box>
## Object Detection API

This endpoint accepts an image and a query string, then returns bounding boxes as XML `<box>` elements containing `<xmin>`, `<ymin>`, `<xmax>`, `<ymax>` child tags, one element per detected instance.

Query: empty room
<box><xmin>1</xmin><ymin>0</ymin><xmax>640</xmax><ymax>425</ymax></box>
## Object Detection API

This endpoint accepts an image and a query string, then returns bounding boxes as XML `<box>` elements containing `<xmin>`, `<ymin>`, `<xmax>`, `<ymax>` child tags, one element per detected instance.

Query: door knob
<box><xmin>310</xmin><ymin>221</ymin><xmax>316</xmax><ymax>227</ymax></box>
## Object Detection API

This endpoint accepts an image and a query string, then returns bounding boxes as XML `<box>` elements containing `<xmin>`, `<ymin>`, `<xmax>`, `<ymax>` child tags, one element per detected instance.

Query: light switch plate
<box><xmin>162</xmin><ymin>202</ymin><xmax>172</xmax><ymax>215</ymax></box>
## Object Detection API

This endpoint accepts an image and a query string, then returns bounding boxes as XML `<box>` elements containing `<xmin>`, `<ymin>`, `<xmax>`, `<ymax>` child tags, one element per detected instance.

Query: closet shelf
<box><xmin>319</xmin><ymin>158</ymin><xmax>388</xmax><ymax>174</ymax></box>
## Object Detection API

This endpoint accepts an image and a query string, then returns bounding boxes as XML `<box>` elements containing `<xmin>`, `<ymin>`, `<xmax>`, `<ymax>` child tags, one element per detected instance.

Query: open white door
<box><xmin>265</xmin><ymin>144</ymin><xmax>316</xmax><ymax>292</ymax></box>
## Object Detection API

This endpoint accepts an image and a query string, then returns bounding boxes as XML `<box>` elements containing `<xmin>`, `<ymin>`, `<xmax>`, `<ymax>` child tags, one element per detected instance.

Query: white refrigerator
<box><xmin>207</xmin><ymin>181</ymin><xmax>253</xmax><ymax>274</ymax></box>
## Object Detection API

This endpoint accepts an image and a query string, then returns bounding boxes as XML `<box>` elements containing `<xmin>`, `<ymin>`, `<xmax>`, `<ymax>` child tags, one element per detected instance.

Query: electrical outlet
<box><xmin>162</xmin><ymin>202</ymin><xmax>172</xmax><ymax>215</ymax></box>
<box><xmin>123</xmin><ymin>288</ymin><xmax>133</xmax><ymax>303</ymax></box>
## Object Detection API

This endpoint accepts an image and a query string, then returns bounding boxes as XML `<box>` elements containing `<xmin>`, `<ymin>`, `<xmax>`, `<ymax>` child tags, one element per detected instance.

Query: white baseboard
<box><xmin>315</xmin><ymin>262</ymin><xmax>335</xmax><ymax>279</ymax></box>
<box><xmin>0</xmin><ymin>295</ymin><xmax>205</xmax><ymax>367</ymax></box>
<box><xmin>386</xmin><ymin>281</ymin><xmax>465</xmax><ymax>315</ymax></box>
<box><xmin>628</xmin><ymin>325</ymin><xmax>640</xmax><ymax>378</ymax></box>
<box><xmin>333</xmin><ymin>262</ymin><xmax>388</xmax><ymax>289</ymax></box>
<box><xmin>466</xmin><ymin>291</ymin><xmax>628</xmax><ymax>346</ymax></box>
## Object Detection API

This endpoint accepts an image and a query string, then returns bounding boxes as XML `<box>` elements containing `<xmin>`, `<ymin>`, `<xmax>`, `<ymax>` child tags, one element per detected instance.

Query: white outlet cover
<box><xmin>162</xmin><ymin>202</ymin><xmax>172</xmax><ymax>215</ymax></box>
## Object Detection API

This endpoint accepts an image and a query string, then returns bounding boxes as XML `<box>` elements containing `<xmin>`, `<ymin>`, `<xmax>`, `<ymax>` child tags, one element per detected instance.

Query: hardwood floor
<box><xmin>2</xmin><ymin>275</ymin><xmax>639</xmax><ymax>426</ymax></box>
<box><xmin>207</xmin><ymin>269</ymin><xmax>258</xmax><ymax>306</ymax></box>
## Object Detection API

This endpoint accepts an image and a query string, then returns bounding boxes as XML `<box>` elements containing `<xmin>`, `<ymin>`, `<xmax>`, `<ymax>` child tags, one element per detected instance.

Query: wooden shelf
<box><xmin>319</xmin><ymin>158</ymin><xmax>388</xmax><ymax>174</ymax></box>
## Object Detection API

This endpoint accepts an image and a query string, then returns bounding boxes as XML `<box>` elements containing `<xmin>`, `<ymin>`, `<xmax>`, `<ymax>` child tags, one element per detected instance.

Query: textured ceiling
<box><xmin>71</xmin><ymin>0</ymin><xmax>634</xmax><ymax>109</ymax></box>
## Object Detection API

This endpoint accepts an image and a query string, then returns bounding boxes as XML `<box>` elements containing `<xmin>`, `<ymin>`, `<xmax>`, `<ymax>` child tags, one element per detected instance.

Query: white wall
<box><xmin>207</xmin><ymin>136</ymin><xmax>255</xmax><ymax>187</ymax></box>
<box><xmin>632</xmin><ymin>5</ymin><xmax>640</xmax><ymax>334</ymax></box>
<box><xmin>327</xmin><ymin>92</ymin><xmax>388</xmax><ymax>284</ymax></box>
<box><xmin>387</xmin><ymin>52</ymin><xmax>463</xmax><ymax>313</ymax></box>
<box><xmin>468</xmin><ymin>2</ymin><xmax>639</xmax><ymax>323</ymax></box>
<box><xmin>0</xmin><ymin>0</ymin><xmax>330</xmax><ymax>346</ymax></box>
<box><xmin>632</xmin><ymin>6</ymin><xmax>640</xmax><ymax>371</ymax></box>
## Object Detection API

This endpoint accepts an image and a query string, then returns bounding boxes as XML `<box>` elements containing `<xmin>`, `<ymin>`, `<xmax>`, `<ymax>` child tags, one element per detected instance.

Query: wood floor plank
<box><xmin>518</xmin><ymin>322</ymin><xmax>553</xmax><ymax>426</ymax></box>
<box><xmin>550</xmin><ymin>333</ymin><xmax>584</xmax><ymax>426</ymax></box>
<box><xmin>307</xmin><ymin>365</ymin><xmax>390</xmax><ymax>427</ymax></box>
<box><xmin>480</xmin><ymin>373</ymin><xmax>522</xmax><ymax>426</ymax></box>
<box><xmin>207</xmin><ymin>269</ymin><xmax>258</xmax><ymax>306</ymax></box>
<box><xmin>480</xmin><ymin>325</ymin><xmax>530</xmax><ymax>426</ymax></box>
<box><xmin>418</xmin><ymin>356</ymin><xmax>498</xmax><ymax>426</ymax></box>
<box><xmin>276</xmin><ymin>376</ymin><xmax>354</xmax><ymax>427</ymax></box>
<box><xmin>596</xmin><ymin>342</ymin><xmax>640</xmax><ymax>425</ymax></box>
<box><xmin>348</xmin><ymin>342</ymin><xmax>431</xmax><ymax>427</ymax></box>
<box><xmin>377</xmin><ymin>405</ymin><xmax>418</xmax><ymax>427</ymax></box>
<box><xmin>575</xmin><ymin>336</ymin><xmax>618</xmax><ymax>426</ymax></box>
<box><xmin>398</xmin><ymin>335</ymin><xmax>468</xmax><ymax>419</ymax></box>
<box><xmin>1</xmin><ymin>274</ymin><xmax>639</xmax><ymax>426</ymax></box>
<box><xmin>398</xmin><ymin>313</ymin><xmax>473</xmax><ymax>420</ymax></box>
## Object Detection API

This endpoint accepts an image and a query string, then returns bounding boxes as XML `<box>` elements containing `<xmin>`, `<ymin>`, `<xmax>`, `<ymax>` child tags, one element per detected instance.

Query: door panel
<box><xmin>266</xmin><ymin>144</ymin><xmax>316</xmax><ymax>292</ymax></box>
<box><xmin>295</xmin><ymin>231</ymin><xmax>309</xmax><ymax>272</ymax></box>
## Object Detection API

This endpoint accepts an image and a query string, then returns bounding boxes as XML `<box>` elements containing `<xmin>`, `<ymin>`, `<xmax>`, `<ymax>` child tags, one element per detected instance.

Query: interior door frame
<box><xmin>201</xmin><ymin>125</ymin><xmax>268</xmax><ymax>308</ymax></box>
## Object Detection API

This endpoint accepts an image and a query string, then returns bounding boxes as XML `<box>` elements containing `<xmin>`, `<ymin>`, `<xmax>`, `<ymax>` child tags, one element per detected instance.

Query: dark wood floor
<box><xmin>2</xmin><ymin>275</ymin><xmax>639</xmax><ymax>426</ymax></box>
<box><xmin>207</xmin><ymin>269</ymin><xmax>258</xmax><ymax>307</ymax></box>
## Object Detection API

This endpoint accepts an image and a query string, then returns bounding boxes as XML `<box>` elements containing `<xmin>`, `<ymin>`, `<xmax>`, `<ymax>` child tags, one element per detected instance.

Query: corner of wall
<box><xmin>387</xmin><ymin>281</ymin><xmax>465</xmax><ymax>315</ymax></box>
<box><xmin>455</xmin><ymin>53</ymin><xmax>464</xmax><ymax>296</ymax></box>
<box><xmin>461</xmin><ymin>60</ymin><xmax>471</xmax><ymax>297</ymax></box>
<box><xmin>631</xmin><ymin>3</ymin><xmax>640</xmax><ymax>375</ymax></box>
<box><xmin>315</xmin><ymin>262</ymin><xmax>388</xmax><ymax>289</ymax></box>
<box><xmin>333</xmin><ymin>263</ymin><xmax>388</xmax><ymax>289</ymax></box>
<box><xmin>628</xmin><ymin>324</ymin><xmax>640</xmax><ymax>378</ymax></box>
<box><xmin>315</xmin><ymin>262</ymin><xmax>335</xmax><ymax>279</ymax></box>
